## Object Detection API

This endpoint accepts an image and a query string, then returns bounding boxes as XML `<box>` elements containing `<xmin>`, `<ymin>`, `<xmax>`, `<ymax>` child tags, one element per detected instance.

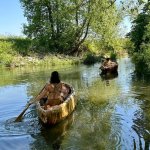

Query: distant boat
<box><xmin>100</xmin><ymin>60</ymin><xmax>118</xmax><ymax>75</ymax></box>
<box><xmin>36</xmin><ymin>83</ymin><xmax>76</xmax><ymax>125</ymax></box>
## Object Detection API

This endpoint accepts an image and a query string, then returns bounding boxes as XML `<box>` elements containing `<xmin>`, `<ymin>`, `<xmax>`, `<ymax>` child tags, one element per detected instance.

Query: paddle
<box><xmin>14</xmin><ymin>85</ymin><xmax>46</xmax><ymax>122</ymax></box>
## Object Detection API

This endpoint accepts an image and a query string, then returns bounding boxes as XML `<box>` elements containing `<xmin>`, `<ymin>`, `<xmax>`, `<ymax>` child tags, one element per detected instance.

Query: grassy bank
<box><xmin>0</xmin><ymin>36</ymin><xmax>81</xmax><ymax>67</ymax></box>
<box><xmin>0</xmin><ymin>36</ymin><xmax>100</xmax><ymax>67</ymax></box>
<box><xmin>0</xmin><ymin>36</ymin><xmax>127</xmax><ymax>68</ymax></box>
<box><xmin>9</xmin><ymin>54</ymin><xmax>81</xmax><ymax>67</ymax></box>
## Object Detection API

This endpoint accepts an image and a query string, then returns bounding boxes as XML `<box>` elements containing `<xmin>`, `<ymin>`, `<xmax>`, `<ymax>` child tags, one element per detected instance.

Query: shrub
<box><xmin>83</xmin><ymin>53</ymin><xmax>97</xmax><ymax>64</ymax></box>
<box><xmin>0</xmin><ymin>41</ymin><xmax>15</xmax><ymax>65</ymax></box>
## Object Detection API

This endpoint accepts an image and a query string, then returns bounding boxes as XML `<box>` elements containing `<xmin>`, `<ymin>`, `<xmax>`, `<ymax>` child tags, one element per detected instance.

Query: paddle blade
<box><xmin>14</xmin><ymin>103</ymin><xmax>31</xmax><ymax>122</ymax></box>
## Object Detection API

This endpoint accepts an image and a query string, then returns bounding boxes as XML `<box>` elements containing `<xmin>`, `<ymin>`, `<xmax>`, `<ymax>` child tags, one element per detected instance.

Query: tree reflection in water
<box><xmin>131</xmin><ymin>77</ymin><xmax>150</xmax><ymax>149</ymax></box>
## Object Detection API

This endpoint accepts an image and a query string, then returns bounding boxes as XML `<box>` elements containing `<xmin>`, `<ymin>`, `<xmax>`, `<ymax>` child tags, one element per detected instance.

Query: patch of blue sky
<box><xmin>0</xmin><ymin>0</ymin><xmax>27</xmax><ymax>36</ymax></box>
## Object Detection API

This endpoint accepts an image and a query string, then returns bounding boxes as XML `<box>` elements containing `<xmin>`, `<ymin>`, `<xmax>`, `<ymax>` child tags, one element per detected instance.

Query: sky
<box><xmin>0</xmin><ymin>0</ymin><xmax>27</xmax><ymax>36</ymax></box>
<box><xmin>0</xmin><ymin>0</ymin><xmax>132</xmax><ymax>37</ymax></box>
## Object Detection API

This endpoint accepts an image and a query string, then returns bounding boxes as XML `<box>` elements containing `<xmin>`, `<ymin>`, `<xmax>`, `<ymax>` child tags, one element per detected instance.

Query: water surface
<box><xmin>0</xmin><ymin>57</ymin><xmax>150</xmax><ymax>150</ymax></box>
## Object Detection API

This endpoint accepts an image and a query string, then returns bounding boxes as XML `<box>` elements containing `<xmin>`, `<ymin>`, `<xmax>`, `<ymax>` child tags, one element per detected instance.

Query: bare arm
<box><xmin>35</xmin><ymin>84</ymin><xmax>49</xmax><ymax>101</ymax></box>
<box><xmin>61</xmin><ymin>83</ymin><xmax>70</xmax><ymax>99</ymax></box>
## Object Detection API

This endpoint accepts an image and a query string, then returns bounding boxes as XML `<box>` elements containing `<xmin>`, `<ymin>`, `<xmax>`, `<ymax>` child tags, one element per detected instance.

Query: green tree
<box><xmin>20</xmin><ymin>0</ymin><xmax>92</xmax><ymax>54</ymax></box>
<box><xmin>20</xmin><ymin>0</ymin><xmax>124</xmax><ymax>55</ymax></box>
<box><xmin>129</xmin><ymin>1</ymin><xmax>150</xmax><ymax>74</ymax></box>
<box><xmin>90</xmin><ymin>0</ymin><xmax>122</xmax><ymax>53</ymax></box>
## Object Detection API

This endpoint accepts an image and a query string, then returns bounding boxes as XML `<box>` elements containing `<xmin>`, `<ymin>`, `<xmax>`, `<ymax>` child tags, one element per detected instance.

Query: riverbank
<box><xmin>0</xmin><ymin>36</ymin><xmax>126</xmax><ymax>68</ymax></box>
<box><xmin>1</xmin><ymin>54</ymin><xmax>81</xmax><ymax>68</ymax></box>
<box><xmin>0</xmin><ymin>52</ymin><xmax>126</xmax><ymax>68</ymax></box>
<box><xmin>0</xmin><ymin>36</ymin><xmax>99</xmax><ymax>68</ymax></box>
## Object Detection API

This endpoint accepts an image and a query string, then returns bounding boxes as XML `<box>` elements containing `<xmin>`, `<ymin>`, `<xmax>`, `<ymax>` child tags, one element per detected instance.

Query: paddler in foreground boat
<box><xmin>35</xmin><ymin>71</ymin><xmax>70</xmax><ymax>110</ymax></box>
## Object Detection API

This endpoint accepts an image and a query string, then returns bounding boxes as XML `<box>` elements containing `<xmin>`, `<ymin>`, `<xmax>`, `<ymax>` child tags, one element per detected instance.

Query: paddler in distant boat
<box><xmin>100</xmin><ymin>58</ymin><xmax>112</xmax><ymax>69</ymax></box>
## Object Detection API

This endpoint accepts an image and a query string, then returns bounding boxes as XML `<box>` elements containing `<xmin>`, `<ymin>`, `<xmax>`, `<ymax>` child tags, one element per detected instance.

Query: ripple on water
<box><xmin>0</xmin><ymin>134</ymin><xmax>34</xmax><ymax>150</ymax></box>
<box><xmin>0</xmin><ymin>118</ymin><xmax>40</xmax><ymax>150</ymax></box>
<box><xmin>0</xmin><ymin>117</ymin><xmax>41</xmax><ymax>137</ymax></box>
<box><xmin>109</xmin><ymin>113</ymin><xmax>123</xmax><ymax>149</ymax></box>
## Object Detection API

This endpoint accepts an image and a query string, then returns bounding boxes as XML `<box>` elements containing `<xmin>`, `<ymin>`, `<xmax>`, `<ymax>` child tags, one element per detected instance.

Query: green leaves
<box><xmin>20</xmin><ymin>0</ymin><xmax>127</xmax><ymax>55</ymax></box>
<box><xmin>129</xmin><ymin>1</ymin><xmax>150</xmax><ymax>74</ymax></box>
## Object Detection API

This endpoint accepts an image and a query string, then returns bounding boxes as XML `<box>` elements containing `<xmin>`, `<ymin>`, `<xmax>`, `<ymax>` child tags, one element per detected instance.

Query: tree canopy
<box><xmin>20</xmin><ymin>0</ymin><xmax>123</xmax><ymax>55</ymax></box>
<box><xmin>129</xmin><ymin>1</ymin><xmax>150</xmax><ymax>74</ymax></box>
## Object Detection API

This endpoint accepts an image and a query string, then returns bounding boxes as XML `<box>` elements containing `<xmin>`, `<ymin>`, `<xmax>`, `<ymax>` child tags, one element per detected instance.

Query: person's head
<box><xmin>106</xmin><ymin>58</ymin><xmax>110</xmax><ymax>61</ymax></box>
<box><xmin>50</xmin><ymin>71</ymin><xmax>60</xmax><ymax>83</ymax></box>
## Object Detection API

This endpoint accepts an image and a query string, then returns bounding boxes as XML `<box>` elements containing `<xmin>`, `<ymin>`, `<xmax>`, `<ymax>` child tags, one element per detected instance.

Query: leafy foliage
<box><xmin>20</xmin><ymin>0</ymin><xmax>125</xmax><ymax>55</ymax></box>
<box><xmin>0</xmin><ymin>40</ymin><xmax>15</xmax><ymax>65</ymax></box>
<box><xmin>20</xmin><ymin>0</ymin><xmax>92</xmax><ymax>54</ymax></box>
<box><xmin>0</xmin><ymin>36</ymin><xmax>30</xmax><ymax>66</ymax></box>
<box><xmin>0</xmin><ymin>36</ymin><xmax>31</xmax><ymax>55</ymax></box>
<box><xmin>83</xmin><ymin>53</ymin><xmax>97</xmax><ymax>65</ymax></box>
<box><xmin>90</xmin><ymin>0</ymin><xmax>122</xmax><ymax>53</ymax></box>
<box><xmin>129</xmin><ymin>1</ymin><xmax>150</xmax><ymax>74</ymax></box>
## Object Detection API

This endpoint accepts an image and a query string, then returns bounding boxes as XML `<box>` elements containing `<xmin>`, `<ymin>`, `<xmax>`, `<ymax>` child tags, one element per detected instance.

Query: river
<box><xmin>0</xmin><ymin>57</ymin><xmax>150</xmax><ymax>150</ymax></box>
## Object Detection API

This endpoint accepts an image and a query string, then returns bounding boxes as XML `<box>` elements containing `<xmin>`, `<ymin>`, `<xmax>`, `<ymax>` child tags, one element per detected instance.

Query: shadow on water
<box><xmin>30</xmin><ymin>113</ymin><xmax>74</xmax><ymax>150</ymax></box>
<box><xmin>100</xmin><ymin>72</ymin><xmax>118</xmax><ymax>86</ymax></box>
<box><xmin>1</xmin><ymin>111</ymin><xmax>74</xmax><ymax>150</ymax></box>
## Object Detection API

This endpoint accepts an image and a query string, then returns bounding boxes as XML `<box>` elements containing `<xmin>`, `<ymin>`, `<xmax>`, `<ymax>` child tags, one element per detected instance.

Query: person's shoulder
<box><xmin>45</xmin><ymin>83</ymin><xmax>53</xmax><ymax>90</ymax></box>
<box><xmin>60</xmin><ymin>82</ymin><xmax>67</xmax><ymax>86</ymax></box>
<box><xmin>45</xmin><ymin>82</ymin><xmax>50</xmax><ymax>86</ymax></box>
<box><xmin>61</xmin><ymin>82</ymin><xmax>70</xmax><ymax>89</ymax></box>
<box><xmin>59</xmin><ymin>81</ymin><xmax>64</xmax><ymax>84</ymax></box>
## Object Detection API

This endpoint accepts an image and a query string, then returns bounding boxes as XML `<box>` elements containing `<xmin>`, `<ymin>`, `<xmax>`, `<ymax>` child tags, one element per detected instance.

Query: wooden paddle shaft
<box><xmin>14</xmin><ymin>84</ymin><xmax>46</xmax><ymax>122</ymax></box>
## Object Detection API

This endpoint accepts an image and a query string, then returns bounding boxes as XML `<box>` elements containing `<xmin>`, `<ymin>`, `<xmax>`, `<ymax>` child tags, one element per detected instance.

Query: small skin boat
<box><xmin>100</xmin><ymin>61</ymin><xmax>118</xmax><ymax>75</ymax></box>
<box><xmin>36</xmin><ymin>83</ymin><xmax>76</xmax><ymax>125</ymax></box>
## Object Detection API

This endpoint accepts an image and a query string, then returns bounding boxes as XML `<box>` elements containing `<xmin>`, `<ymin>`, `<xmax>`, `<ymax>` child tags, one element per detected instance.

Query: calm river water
<box><xmin>0</xmin><ymin>57</ymin><xmax>150</xmax><ymax>150</ymax></box>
